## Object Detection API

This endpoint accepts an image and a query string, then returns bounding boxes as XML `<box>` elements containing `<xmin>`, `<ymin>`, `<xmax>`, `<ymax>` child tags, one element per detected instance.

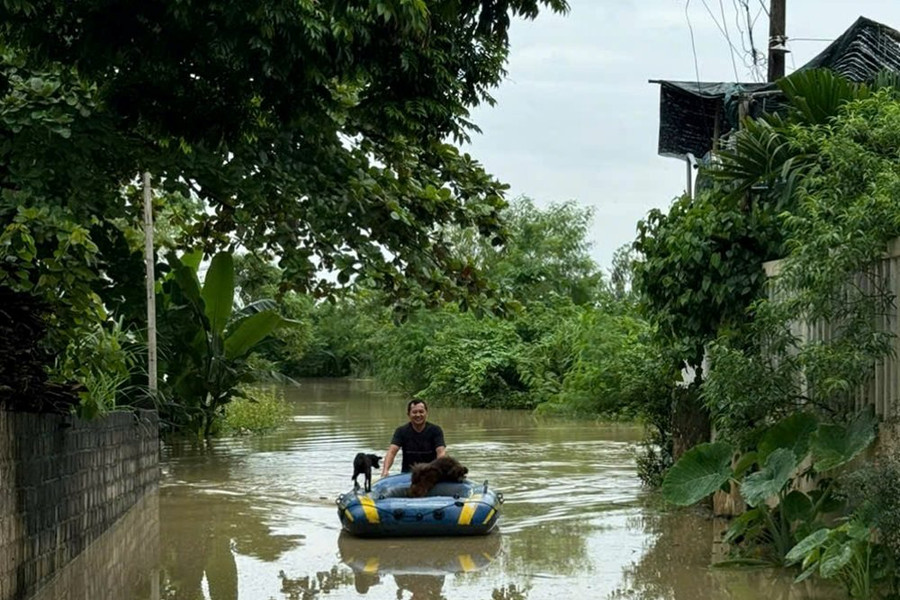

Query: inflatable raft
<box><xmin>336</xmin><ymin>472</ymin><xmax>503</xmax><ymax>538</ymax></box>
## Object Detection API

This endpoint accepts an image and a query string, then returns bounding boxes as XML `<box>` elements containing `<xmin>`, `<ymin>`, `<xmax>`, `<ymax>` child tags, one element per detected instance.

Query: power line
<box><xmin>699</xmin><ymin>0</ymin><xmax>742</xmax><ymax>79</ymax></box>
<box><xmin>740</xmin><ymin>0</ymin><xmax>766</xmax><ymax>81</ymax></box>
<box><xmin>701</xmin><ymin>0</ymin><xmax>740</xmax><ymax>81</ymax></box>
<box><xmin>718</xmin><ymin>0</ymin><xmax>741</xmax><ymax>80</ymax></box>
<box><xmin>731</xmin><ymin>0</ymin><xmax>751</xmax><ymax>57</ymax></box>
<box><xmin>685</xmin><ymin>0</ymin><xmax>702</xmax><ymax>85</ymax></box>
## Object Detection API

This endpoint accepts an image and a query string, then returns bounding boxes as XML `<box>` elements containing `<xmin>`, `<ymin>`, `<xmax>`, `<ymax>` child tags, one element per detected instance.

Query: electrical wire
<box><xmin>736</xmin><ymin>0</ymin><xmax>765</xmax><ymax>81</ymax></box>
<box><xmin>750</xmin><ymin>3</ymin><xmax>766</xmax><ymax>80</ymax></box>
<box><xmin>685</xmin><ymin>0</ymin><xmax>702</xmax><ymax>86</ymax></box>
<box><xmin>699</xmin><ymin>0</ymin><xmax>742</xmax><ymax>80</ymax></box>
<box><xmin>718</xmin><ymin>0</ymin><xmax>741</xmax><ymax>80</ymax></box>
<box><xmin>731</xmin><ymin>0</ymin><xmax>751</xmax><ymax>57</ymax></box>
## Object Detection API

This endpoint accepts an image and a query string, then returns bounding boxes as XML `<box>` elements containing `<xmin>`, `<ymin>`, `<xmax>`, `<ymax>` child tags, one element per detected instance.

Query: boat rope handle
<box><xmin>364</xmin><ymin>498</ymin><xmax>499</xmax><ymax>520</ymax></box>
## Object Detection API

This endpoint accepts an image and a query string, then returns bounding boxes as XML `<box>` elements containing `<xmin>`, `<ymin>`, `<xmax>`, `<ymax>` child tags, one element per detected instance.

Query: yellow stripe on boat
<box><xmin>458</xmin><ymin>554</ymin><xmax>476</xmax><ymax>572</ymax></box>
<box><xmin>482</xmin><ymin>508</ymin><xmax>496</xmax><ymax>524</ymax></box>
<box><xmin>343</xmin><ymin>508</ymin><xmax>355</xmax><ymax>522</ymax></box>
<box><xmin>458</xmin><ymin>494</ymin><xmax>481</xmax><ymax>526</ymax></box>
<box><xmin>363</xmin><ymin>557</ymin><xmax>379</xmax><ymax>573</ymax></box>
<box><xmin>360</xmin><ymin>496</ymin><xmax>380</xmax><ymax>523</ymax></box>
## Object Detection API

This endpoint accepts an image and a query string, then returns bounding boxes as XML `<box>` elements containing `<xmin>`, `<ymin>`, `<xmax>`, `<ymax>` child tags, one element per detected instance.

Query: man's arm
<box><xmin>433</xmin><ymin>425</ymin><xmax>446</xmax><ymax>458</ymax></box>
<box><xmin>381</xmin><ymin>444</ymin><xmax>400</xmax><ymax>477</ymax></box>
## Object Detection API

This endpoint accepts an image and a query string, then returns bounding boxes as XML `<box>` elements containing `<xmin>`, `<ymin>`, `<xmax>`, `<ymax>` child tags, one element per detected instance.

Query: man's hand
<box><xmin>381</xmin><ymin>444</ymin><xmax>400</xmax><ymax>478</ymax></box>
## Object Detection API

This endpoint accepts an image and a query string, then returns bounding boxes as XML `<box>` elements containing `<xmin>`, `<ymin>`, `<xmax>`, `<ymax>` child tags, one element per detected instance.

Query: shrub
<box><xmin>221</xmin><ymin>385</ymin><xmax>290</xmax><ymax>435</ymax></box>
<box><xmin>844</xmin><ymin>452</ymin><xmax>900</xmax><ymax>569</ymax></box>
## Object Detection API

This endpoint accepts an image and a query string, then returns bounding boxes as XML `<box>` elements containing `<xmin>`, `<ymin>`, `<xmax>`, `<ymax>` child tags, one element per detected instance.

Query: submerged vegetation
<box><xmin>221</xmin><ymin>386</ymin><xmax>290</xmax><ymax>436</ymax></box>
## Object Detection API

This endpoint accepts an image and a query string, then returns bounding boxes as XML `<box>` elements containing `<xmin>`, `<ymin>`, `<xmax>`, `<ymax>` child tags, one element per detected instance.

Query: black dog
<box><xmin>352</xmin><ymin>453</ymin><xmax>382</xmax><ymax>492</ymax></box>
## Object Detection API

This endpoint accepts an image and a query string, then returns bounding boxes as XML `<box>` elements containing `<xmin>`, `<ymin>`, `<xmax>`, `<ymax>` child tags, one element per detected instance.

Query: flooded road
<box><xmin>34</xmin><ymin>379</ymin><xmax>840</xmax><ymax>600</ymax></box>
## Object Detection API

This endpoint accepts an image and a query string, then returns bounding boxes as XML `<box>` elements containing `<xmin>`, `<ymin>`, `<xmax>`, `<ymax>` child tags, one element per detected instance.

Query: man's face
<box><xmin>408</xmin><ymin>403</ymin><xmax>427</xmax><ymax>427</ymax></box>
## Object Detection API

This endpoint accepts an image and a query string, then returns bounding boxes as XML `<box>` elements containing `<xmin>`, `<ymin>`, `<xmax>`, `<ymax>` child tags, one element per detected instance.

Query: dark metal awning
<box><xmin>653</xmin><ymin>16</ymin><xmax>900</xmax><ymax>160</ymax></box>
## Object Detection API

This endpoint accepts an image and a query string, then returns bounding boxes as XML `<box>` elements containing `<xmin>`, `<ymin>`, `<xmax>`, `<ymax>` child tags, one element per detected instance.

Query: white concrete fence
<box><xmin>763</xmin><ymin>239</ymin><xmax>900</xmax><ymax>420</ymax></box>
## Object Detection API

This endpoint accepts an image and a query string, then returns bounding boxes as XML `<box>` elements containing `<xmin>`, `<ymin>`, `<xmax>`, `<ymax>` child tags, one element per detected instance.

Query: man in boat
<box><xmin>380</xmin><ymin>399</ymin><xmax>446</xmax><ymax>477</ymax></box>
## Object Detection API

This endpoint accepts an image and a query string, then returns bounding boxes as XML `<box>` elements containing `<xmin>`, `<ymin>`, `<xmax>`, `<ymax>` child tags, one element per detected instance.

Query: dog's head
<box><xmin>447</xmin><ymin>463</ymin><xmax>468</xmax><ymax>480</ymax></box>
<box><xmin>433</xmin><ymin>456</ymin><xmax>468</xmax><ymax>481</ymax></box>
<box><xmin>366</xmin><ymin>454</ymin><xmax>382</xmax><ymax>468</ymax></box>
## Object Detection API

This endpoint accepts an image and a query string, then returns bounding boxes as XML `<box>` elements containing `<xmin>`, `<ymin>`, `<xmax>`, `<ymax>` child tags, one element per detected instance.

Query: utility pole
<box><xmin>767</xmin><ymin>0</ymin><xmax>787</xmax><ymax>81</ymax></box>
<box><xmin>143</xmin><ymin>172</ymin><xmax>158</xmax><ymax>394</ymax></box>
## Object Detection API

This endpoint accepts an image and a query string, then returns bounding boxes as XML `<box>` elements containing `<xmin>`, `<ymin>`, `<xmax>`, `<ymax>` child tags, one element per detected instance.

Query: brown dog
<box><xmin>409</xmin><ymin>455</ymin><xmax>468</xmax><ymax>498</ymax></box>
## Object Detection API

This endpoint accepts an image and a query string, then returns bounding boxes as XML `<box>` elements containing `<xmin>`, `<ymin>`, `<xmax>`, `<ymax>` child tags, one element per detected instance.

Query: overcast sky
<box><xmin>464</xmin><ymin>0</ymin><xmax>900</xmax><ymax>270</ymax></box>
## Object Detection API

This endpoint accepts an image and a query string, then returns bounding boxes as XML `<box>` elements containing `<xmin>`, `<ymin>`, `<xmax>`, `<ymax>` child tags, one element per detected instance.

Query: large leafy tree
<box><xmin>0</xmin><ymin>1</ymin><xmax>569</xmax><ymax>415</ymax></box>
<box><xmin>631</xmin><ymin>70</ymin><xmax>883</xmax><ymax>456</ymax></box>
<box><xmin>1</xmin><ymin>0</ymin><xmax>569</xmax><ymax>301</ymax></box>
<box><xmin>478</xmin><ymin>198</ymin><xmax>603</xmax><ymax>306</ymax></box>
<box><xmin>634</xmin><ymin>70</ymin><xmax>875</xmax><ymax>376</ymax></box>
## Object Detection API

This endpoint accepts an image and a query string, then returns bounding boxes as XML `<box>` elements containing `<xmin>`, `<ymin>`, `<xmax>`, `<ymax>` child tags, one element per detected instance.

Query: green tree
<box><xmin>233</xmin><ymin>252</ymin><xmax>318</xmax><ymax>377</ymax></box>
<box><xmin>631</xmin><ymin>69</ymin><xmax>882</xmax><ymax>458</ymax></box>
<box><xmin>649</xmin><ymin>73</ymin><xmax>900</xmax><ymax>593</ymax></box>
<box><xmin>477</xmin><ymin>198</ymin><xmax>604</xmax><ymax>306</ymax></box>
<box><xmin>703</xmin><ymin>85</ymin><xmax>900</xmax><ymax>445</ymax></box>
<box><xmin>1</xmin><ymin>0</ymin><xmax>570</xmax><ymax>301</ymax></box>
<box><xmin>444</xmin><ymin>197</ymin><xmax>603</xmax><ymax>310</ymax></box>
<box><xmin>1</xmin><ymin>1</ymin><xmax>569</xmax><ymax>417</ymax></box>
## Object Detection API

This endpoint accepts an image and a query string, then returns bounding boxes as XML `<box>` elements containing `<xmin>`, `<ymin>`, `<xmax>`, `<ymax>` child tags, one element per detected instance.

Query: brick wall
<box><xmin>0</xmin><ymin>409</ymin><xmax>159</xmax><ymax>600</ymax></box>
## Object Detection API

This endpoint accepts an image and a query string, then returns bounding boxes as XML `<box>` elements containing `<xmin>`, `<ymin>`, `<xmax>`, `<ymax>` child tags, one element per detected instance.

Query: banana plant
<box><xmin>156</xmin><ymin>250</ymin><xmax>290</xmax><ymax>437</ymax></box>
<box><xmin>661</xmin><ymin>408</ymin><xmax>877</xmax><ymax>565</ymax></box>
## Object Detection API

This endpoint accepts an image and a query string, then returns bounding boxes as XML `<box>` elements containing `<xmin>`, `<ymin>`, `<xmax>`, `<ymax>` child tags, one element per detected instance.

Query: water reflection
<box><xmin>276</xmin><ymin>533</ymin><xmax>501</xmax><ymax>599</ymax></box>
<box><xmin>159</xmin><ymin>442</ymin><xmax>304</xmax><ymax>600</ymax></box>
<box><xmin>278</xmin><ymin>566</ymin><xmax>356</xmax><ymax>599</ymax></box>
<box><xmin>337</xmin><ymin>532</ymin><xmax>502</xmax><ymax>576</ymax></box>
<box><xmin>608</xmin><ymin>507</ymin><xmax>842</xmax><ymax>600</ymax></box>
<box><xmin>492</xmin><ymin>584</ymin><xmax>531</xmax><ymax>600</ymax></box>
<box><xmin>393</xmin><ymin>574</ymin><xmax>446</xmax><ymax>600</ymax></box>
<box><xmin>28</xmin><ymin>490</ymin><xmax>159</xmax><ymax>600</ymax></box>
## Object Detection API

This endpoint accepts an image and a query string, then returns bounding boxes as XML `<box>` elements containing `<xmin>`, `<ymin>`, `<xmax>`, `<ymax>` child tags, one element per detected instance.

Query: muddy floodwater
<box><xmin>33</xmin><ymin>379</ymin><xmax>842</xmax><ymax>600</ymax></box>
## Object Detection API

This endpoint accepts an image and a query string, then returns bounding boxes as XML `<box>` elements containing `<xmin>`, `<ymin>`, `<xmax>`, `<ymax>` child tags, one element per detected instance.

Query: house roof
<box><xmin>653</xmin><ymin>16</ymin><xmax>900</xmax><ymax>160</ymax></box>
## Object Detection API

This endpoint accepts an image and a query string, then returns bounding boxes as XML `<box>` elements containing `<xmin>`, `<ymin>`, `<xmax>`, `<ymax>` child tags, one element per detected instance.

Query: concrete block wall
<box><xmin>0</xmin><ymin>409</ymin><xmax>159</xmax><ymax>600</ymax></box>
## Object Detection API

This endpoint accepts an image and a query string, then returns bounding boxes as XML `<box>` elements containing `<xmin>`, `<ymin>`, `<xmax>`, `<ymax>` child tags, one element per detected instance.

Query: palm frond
<box><xmin>778</xmin><ymin>69</ymin><xmax>869</xmax><ymax>125</ymax></box>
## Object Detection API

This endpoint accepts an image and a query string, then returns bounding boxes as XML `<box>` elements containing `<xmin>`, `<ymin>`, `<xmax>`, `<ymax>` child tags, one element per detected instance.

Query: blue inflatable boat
<box><xmin>336</xmin><ymin>472</ymin><xmax>503</xmax><ymax>538</ymax></box>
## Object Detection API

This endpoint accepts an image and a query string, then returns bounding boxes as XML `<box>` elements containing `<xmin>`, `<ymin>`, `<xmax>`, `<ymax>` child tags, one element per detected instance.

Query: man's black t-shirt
<box><xmin>391</xmin><ymin>422</ymin><xmax>445</xmax><ymax>472</ymax></box>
